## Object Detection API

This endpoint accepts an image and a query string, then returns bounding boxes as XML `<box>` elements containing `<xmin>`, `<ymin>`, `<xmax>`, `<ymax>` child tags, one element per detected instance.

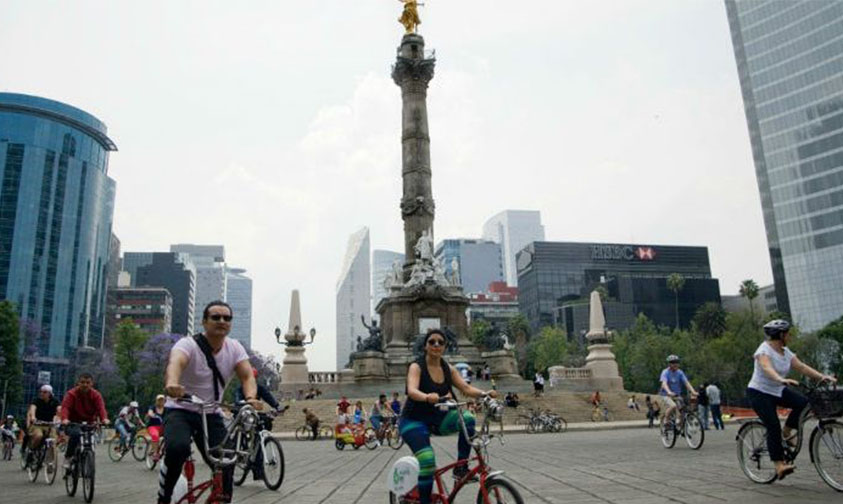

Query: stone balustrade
<box><xmin>308</xmin><ymin>371</ymin><xmax>341</xmax><ymax>383</ymax></box>
<box><xmin>548</xmin><ymin>366</ymin><xmax>592</xmax><ymax>386</ymax></box>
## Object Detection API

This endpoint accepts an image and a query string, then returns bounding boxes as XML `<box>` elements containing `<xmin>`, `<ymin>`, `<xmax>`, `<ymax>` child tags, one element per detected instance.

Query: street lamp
<box><xmin>275</xmin><ymin>325</ymin><xmax>316</xmax><ymax>347</ymax></box>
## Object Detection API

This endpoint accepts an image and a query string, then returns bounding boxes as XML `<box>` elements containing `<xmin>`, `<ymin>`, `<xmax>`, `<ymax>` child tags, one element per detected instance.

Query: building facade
<box><xmin>372</xmin><ymin>249</ymin><xmax>403</xmax><ymax>313</ymax></box>
<box><xmin>225</xmin><ymin>267</ymin><xmax>252</xmax><ymax>348</ymax></box>
<box><xmin>434</xmin><ymin>239</ymin><xmax>504</xmax><ymax>294</ymax></box>
<box><xmin>111</xmin><ymin>287</ymin><xmax>173</xmax><ymax>335</ymax></box>
<box><xmin>467</xmin><ymin>282</ymin><xmax>520</xmax><ymax>327</ymax></box>
<box><xmin>517</xmin><ymin>242</ymin><xmax>721</xmax><ymax>335</ymax></box>
<box><xmin>726</xmin><ymin>0</ymin><xmax>843</xmax><ymax>331</ymax></box>
<box><xmin>335</xmin><ymin>227</ymin><xmax>370</xmax><ymax>370</ymax></box>
<box><xmin>132</xmin><ymin>252</ymin><xmax>196</xmax><ymax>335</ymax></box>
<box><xmin>482</xmin><ymin>210</ymin><xmax>545</xmax><ymax>287</ymax></box>
<box><xmin>0</xmin><ymin>92</ymin><xmax>117</xmax><ymax>357</ymax></box>
<box><xmin>103</xmin><ymin>232</ymin><xmax>122</xmax><ymax>349</ymax></box>
<box><xmin>170</xmin><ymin>244</ymin><xmax>227</xmax><ymax>333</ymax></box>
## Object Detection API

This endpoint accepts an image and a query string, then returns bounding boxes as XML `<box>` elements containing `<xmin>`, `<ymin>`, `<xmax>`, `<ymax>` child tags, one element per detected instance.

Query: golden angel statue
<box><xmin>398</xmin><ymin>0</ymin><xmax>422</xmax><ymax>34</ymax></box>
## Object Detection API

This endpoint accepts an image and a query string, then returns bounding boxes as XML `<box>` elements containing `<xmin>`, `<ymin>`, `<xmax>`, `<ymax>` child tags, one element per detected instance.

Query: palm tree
<box><xmin>739</xmin><ymin>279</ymin><xmax>760</xmax><ymax>325</ymax></box>
<box><xmin>666</xmin><ymin>273</ymin><xmax>685</xmax><ymax>330</ymax></box>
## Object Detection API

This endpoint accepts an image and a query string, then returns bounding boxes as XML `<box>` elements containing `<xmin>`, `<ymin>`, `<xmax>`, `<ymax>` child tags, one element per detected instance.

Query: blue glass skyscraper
<box><xmin>0</xmin><ymin>93</ymin><xmax>117</xmax><ymax>356</ymax></box>
<box><xmin>726</xmin><ymin>1</ymin><xmax>843</xmax><ymax>331</ymax></box>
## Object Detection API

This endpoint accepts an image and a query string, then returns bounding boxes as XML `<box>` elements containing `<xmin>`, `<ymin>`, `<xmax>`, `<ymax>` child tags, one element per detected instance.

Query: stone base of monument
<box><xmin>481</xmin><ymin>350</ymin><xmax>520</xmax><ymax>379</ymax></box>
<box><xmin>281</xmin><ymin>346</ymin><xmax>309</xmax><ymax>384</ymax></box>
<box><xmin>584</xmin><ymin>343</ymin><xmax>624</xmax><ymax>391</ymax></box>
<box><xmin>351</xmin><ymin>351</ymin><xmax>389</xmax><ymax>381</ymax></box>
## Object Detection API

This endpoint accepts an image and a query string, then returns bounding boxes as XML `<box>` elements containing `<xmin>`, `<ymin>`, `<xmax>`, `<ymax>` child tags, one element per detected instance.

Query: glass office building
<box><xmin>0</xmin><ymin>93</ymin><xmax>117</xmax><ymax>357</ymax></box>
<box><xmin>434</xmin><ymin>238</ymin><xmax>504</xmax><ymax>294</ymax></box>
<box><xmin>726</xmin><ymin>1</ymin><xmax>843</xmax><ymax>331</ymax></box>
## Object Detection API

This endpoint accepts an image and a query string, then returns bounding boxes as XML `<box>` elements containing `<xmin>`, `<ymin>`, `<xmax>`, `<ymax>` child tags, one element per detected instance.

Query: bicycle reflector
<box><xmin>387</xmin><ymin>456</ymin><xmax>419</xmax><ymax>496</ymax></box>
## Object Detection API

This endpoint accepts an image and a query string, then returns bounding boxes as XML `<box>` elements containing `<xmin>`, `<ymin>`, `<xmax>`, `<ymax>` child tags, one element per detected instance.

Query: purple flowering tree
<box><xmin>137</xmin><ymin>333</ymin><xmax>182</xmax><ymax>407</ymax></box>
<box><xmin>247</xmin><ymin>348</ymin><xmax>280</xmax><ymax>390</ymax></box>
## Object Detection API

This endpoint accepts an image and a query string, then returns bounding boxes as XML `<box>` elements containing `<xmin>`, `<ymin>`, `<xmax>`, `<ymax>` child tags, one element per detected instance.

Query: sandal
<box><xmin>776</xmin><ymin>464</ymin><xmax>795</xmax><ymax>480</ymax></box>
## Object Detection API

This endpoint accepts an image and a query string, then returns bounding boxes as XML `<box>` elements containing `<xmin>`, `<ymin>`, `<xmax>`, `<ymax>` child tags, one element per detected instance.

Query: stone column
<box><xmin>392</xmin><ymin>34</ymin><xmax>436</xmax><ymax>282</ymax></box>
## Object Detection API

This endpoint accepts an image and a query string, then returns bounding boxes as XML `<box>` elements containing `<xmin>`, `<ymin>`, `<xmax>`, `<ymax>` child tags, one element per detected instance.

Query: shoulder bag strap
<box><xmin>193</xmin><ymin>334</ymin><xmax>226</xmax><ymax>401</ymax></box>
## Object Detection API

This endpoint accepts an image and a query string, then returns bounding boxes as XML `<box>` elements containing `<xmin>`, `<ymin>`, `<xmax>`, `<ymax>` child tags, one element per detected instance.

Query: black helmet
<box><xmin>666</xmin><ymin>354</ymin><xmax>680</xmax><ymax>364</ymax></box>
<box><xmin>763</xmin><ymin>319</ymin><xmax>791</xmax><ymax>340</ymax></box>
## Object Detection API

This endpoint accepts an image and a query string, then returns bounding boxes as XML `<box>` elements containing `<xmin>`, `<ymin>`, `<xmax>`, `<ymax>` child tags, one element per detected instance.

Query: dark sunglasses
<box><xmin>209</xmin><ymin>314</ymin><xmax>233</xmax><ymax>322</ymax></box>
<box><xmin>427</xmin><ymin>339</ymin><xmax>445</xmax><ymax>347</ymax></box>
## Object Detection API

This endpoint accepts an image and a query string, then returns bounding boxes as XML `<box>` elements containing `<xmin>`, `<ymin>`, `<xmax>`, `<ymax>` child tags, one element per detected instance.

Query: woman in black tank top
<box><xmin>399</xmin><ymin>328</ymin><xmax>497</xmax><ymax>504</ymax></box>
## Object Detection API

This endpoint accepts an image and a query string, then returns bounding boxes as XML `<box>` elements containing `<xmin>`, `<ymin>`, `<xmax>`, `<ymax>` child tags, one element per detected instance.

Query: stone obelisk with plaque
<box><xmin>376</xmin><ymin>4</ymin><xmax>481</xmax><ymax>378</ymax></box>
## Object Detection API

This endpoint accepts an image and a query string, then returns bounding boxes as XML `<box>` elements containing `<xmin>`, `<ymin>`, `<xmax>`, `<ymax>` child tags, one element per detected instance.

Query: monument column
<box><xmin>392</xmin><ymin>35</ymin><xmax>436</xmax><ymax>282</ymax></box>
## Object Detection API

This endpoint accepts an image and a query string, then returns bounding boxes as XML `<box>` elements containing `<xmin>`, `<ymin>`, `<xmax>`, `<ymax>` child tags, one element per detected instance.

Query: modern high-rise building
<box><xmin>434</xmin><ymin>239</ymin><xmax>504</xmax><ymax>293</ymax></box>
<box><xmin>170</xmin><ymin>244</ymin><xmax>227</xmax><ymax>333</ymax></box>
<box><xmin>0</xmin><ymin>93</ymin><xmax>117</xmax><ymax>357</ymax></box>
<box><xmin>482</xmin><ymin>210</ymin><xmax>545</xmax><ymax>287</ymax></box>
<box><xmin>726</xmin><ymin>1</ymin><xmax>843</xmax><ymax>331</ymax></box>
<box><xmin>225</xmin><ymin>267</ymin><xmax>252</xmax><ymax>348</ymax></box>
<box><xmin>111</xmin><ymin>287</ymin><xmax>173</xmax><ymax>336</ymax></box>
<box><xmin>131</xmin><ymin>252</ymin><xmax>196</xmax><ymax>335</ymax></box>
<box><xmin>335</xmin><ymin>227</ymin><xmax>370</xmax><ymax>370</ymax></box>
<box><xmin>372</xmin><ymin>249</ymin><xmax>403</xmax><ymax>313</ymax></box>
<box><xmin>103</xmin><ymin>232</ymin><xmax>122</xmax><ymax>349</ymax></box>
<box><xmin>122</xmin><ymin>252</ymin><xmax>153</xmax><ymax>284</ymax></box>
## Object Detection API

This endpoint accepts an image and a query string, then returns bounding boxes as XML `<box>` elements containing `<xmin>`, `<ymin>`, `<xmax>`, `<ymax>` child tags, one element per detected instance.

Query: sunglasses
<box><xmin>209</xmin><ymin>314</ymin><xmax>233</xmax><ymax>322</ymax></box>
<box><xmin>427</xmin><ymin>339</ymin><xmax>445</xmax><ymax>347</ymax></box>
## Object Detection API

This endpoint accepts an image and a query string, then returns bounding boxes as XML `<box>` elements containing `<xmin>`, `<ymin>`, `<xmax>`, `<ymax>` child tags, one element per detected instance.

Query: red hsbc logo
<box><xmin>636</xmin><ymin>247</ymin><xmax>656</xmax><ymax>260</ymax></box>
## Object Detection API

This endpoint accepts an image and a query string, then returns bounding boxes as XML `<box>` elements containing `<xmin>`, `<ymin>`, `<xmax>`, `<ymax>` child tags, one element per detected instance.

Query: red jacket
<box><xmin>61</xmin><ymin>387</ymin><xmax>108</xmax><ymax>423</ymax></box>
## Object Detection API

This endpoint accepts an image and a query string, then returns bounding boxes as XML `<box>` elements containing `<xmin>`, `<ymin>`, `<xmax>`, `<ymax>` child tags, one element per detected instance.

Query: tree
<box><xmin>113</xmin><ymin>319</ymin><xmax>150</xmax><ymax>400</ymax></box>
<box><xmin>468</xmin><ymin>319</ymin><xmax>491</xmax><ymax>351</ymax></box>
<box><xmin>526</xmin><ymin>326</ymin><xmax>568</xmax><ymax>376</ymax></box>
<box><xmin>0</xmin><ymin>301</ymin><xmax>23</xmax><ymax>417</ymax></box>
<box><xmin>692</xmin><ymin>302</ymin><xmax>727</xmax><ymax>339</ymax></box>
<box><xmin>814</xmin><ymin>315</ymin><xmax>843</xmax><ymax>377</ymax></box>
<box><xmin>666</xmin><ymin>273</ymin><xmax>685</xmax><ymax>330</ymax></box>
<box><xmin>137</xmin><ymin>333</ymin><xmax>182</xmax><ymax>407</ymax></box>
<box><xmin>506</xmin><ymin>314</ymin><xmax>531</xmax><ymax>377</ymax></box>
<box><xmin>739</xmin><ymin>279</ymin><xmax>760</xmax><ymax>325</ymax></box>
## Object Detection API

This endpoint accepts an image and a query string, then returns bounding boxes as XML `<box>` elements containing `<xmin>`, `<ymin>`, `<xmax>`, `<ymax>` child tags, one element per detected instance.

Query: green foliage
<box><xmin>506</xmin><ymin>314</ymin><xmax>531</xmax><ymax>377</ymax></box>
<box><xmin>526</xmin><ymin>326</ymin><xmax>568</xmax><ymax>375</ymax></box>
<box><xmin>692</xmin><ymin>302</ymin><xmax>727</xmax><ymax>339</ymax></box>
<box><xmin>469</xmin><ymin>319</ymin><xmax>490</xmax><ymax>351</ymax></box>
<box><xmin>810</xmin><ymin>315</ymin><xmax>843</xmax><ymax>376</ymax></box>
<box><xmin>113</xmin><ymin>319</ymin><xmax>150</xmax><ymax>400</ymax></box>
<box><xmin>0</xmin><ymin>300</ymin><xmax>23</xmax><ymax>411</ymax></box>
<box><xmin>739</xmin><ymin>279</ymin><xmax>760</xmax><ymax>325</ymax></box>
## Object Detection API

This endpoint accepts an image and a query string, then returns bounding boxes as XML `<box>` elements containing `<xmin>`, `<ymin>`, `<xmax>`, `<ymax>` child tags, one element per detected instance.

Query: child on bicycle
<box><xmin>400</xmin><ymin>328</ymin><xmax>496</xmax><ymax>504</ymax></box>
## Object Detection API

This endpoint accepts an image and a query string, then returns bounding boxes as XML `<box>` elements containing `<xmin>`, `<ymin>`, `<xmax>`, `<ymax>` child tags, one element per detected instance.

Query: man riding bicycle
<box><xmin>158</xmin><ymin>300</ymin><xmax>260</xmax><ymax>504</ymax></box>
<box><xmin>60</xmin><ymin>372</ymin><xmax>110</xmax><ymax>471</ymax></box>
<box><xmin>26</xmin><ymin>384</ymin><xmax>61</xmax><ymax>462</ymax></box>
<box><xmin>659</xmin><ymin>355</ymin><xmax>697</xmax><ymax>428</ymax></box>
<box><xmin>115</xmin><ymin>401</ymin><xmax>143</xmax><ymax>452</ymax></box>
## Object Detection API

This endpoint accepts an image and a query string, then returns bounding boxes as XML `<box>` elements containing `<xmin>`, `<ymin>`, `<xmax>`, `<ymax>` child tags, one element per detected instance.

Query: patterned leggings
<box><xmin>399</xmin><ymin>410</ymin><xmax>476</xmax><ymax>504</ymax></box>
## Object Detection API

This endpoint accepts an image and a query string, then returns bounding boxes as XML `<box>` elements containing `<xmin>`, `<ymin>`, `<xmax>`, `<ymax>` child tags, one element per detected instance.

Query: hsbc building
<box><xmin>516</xmin><ymin>241</ymin><xmax>721</xmax><ymax>337</ymax></box>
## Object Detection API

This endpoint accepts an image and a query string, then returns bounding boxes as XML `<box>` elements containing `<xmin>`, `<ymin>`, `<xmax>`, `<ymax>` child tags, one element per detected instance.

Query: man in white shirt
<box><xmin>706</xmin><ymin>382</ymin><xmax>723</xmax><ymax>430</ymax></box>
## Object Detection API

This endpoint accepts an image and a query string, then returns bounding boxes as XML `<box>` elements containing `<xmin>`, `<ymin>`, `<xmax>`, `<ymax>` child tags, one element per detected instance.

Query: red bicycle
<box><xmin>388</xmin><ymin>395</ymin><xmax>524</xmax><ymax>504</ymax></box>
<box><xmin>172</xmin><ymin>396</ymin><xmax>258</xmax><ymax>504</ymax></box>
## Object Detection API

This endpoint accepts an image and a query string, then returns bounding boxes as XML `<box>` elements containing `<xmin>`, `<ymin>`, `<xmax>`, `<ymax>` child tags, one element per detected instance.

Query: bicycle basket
<box><xmin>809</xmin><ymin>388</ymin><xmax>843</xmax><ymax>418</ymax></box>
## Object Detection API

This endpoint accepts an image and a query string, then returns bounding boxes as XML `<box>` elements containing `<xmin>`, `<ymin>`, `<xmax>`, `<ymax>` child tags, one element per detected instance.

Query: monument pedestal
<box><xmin>352</xmin><ymin>351</ymin><xmax>388</xmax><ymax>381</ymax></box>
<box><xmin>584</xmin><ymin>343</ymin><xmax>624</xmax><ymax>391</ymax></box>
<box><xmin>281</xmin><ymin>346</ymin><xmax>309</xmax><ymax>384</ymax></box>
<box><xmin>481</xmin><ymin>350</ymin><xmax>520</xmax><ymax>379</ymax></box>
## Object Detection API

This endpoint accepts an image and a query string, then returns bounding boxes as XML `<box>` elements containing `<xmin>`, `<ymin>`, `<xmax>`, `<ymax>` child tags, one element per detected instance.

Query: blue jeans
<box><xmin>115</xmin><ymin>421</ymin><xmax>135</xmax><ymax>449</ymax></box>
<box><xmin>710</xmin><ymin>404</ymin><xmax>724</xmax><ymax>430</ymax></box>
<box><xmin>697</xmin><ymin>404</ymin><xmax>710</xmax><ymax>430</ymax></box>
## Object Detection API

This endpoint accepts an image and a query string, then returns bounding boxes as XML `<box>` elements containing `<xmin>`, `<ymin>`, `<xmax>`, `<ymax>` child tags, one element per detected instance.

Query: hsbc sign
<box><xmin>591</xmin><ymin>245</ymin><xmax>657</xmax><ymax>261</ymax></box>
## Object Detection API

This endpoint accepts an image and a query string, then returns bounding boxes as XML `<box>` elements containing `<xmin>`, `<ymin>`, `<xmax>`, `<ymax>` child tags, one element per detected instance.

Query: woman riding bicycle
<box><xmin>747</xmin><ymin>319</ymin><xmax>837</xmax><ymax>480</ymax></box>
<box><xmin>400</xmin><ymin>328</ymin><xmax>496</xmax><ymax>504</ymax></box>
<box><xmin>146</xmin><ymin>395</ymin><xmax>166</xmax><ymax>458</ymax></box>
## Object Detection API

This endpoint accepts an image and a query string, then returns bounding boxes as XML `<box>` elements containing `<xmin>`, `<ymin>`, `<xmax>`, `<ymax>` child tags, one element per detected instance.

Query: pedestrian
<box><xmin>645</xmin><ymin>396</ymin><xmax>655</xmax><ymax>428</ymax></box>
<box><xmin>534</xmin><ymin>372</ymin><xmax>545</xmax><ymax>397</ymax></box>
<box><xmin>627</xmin><ymin>395</ymin><xmax>640</xmax><ymax>412</ymax></box>
<box><xmin>698</xmin><ymin>382</ymin><xmax>710</xmax><ymax>430</ymax></box>
<box><xmin>483</xmin><ymin>365</ymin><xmax>491</xmax><ymax>381</ymax></box>
<box><xmin>707</xmin><ymin>382</ymin><xmax>724</xmax><ymax>430</ymax></box>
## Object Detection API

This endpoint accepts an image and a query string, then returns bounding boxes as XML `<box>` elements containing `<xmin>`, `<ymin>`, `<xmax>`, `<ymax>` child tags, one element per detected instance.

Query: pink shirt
<box><xmin>166</xmin><ymin>335</ymin><xmax>249</xmax><ymax>412</ymax></box>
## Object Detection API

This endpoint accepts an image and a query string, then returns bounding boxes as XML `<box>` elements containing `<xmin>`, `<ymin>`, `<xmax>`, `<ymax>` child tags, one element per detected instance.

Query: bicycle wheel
<box><xmin>44</xmin><ymin>443</ymin><xmax>57</xmax><ymax>484</ymax></box>
<box><xmin>526</xmin><ymin>419</ymin><xmax>537</xmax><ymax>434</ymax></box>
<box><xmin>19</xmin><ymin>445</ymin><xmax>29</xmax><ymax>469</ymax></box>
<box><xmin>65</xmin><ymin>458</ymin><xmax>79</xmax><ymax>496</ymax></box>
<box><xmin>388</xmin><ymin>426</ymin><xmax>404</xmax><ymax>450</ymax></box>
<box><xmin>736</xmin><ymin>421</ymin><xmax>777</xmax><ymax>484</ymax></box>
<box><xmin>295</xmin><ymin>426</ymin><xmax>310</xmax><ymax>441</ymax></box>
<box><xmin>557</xmin><ymin>417</ymin><xmax>568</xmax><ymax>433</ymax></box>
<box><xmin>364</xmin><ymin>428</ymin><xmax>379</xmax><ymax>450</ymax></box>
<box><xmin>145</xmin><ymin>445</ymin><xmax>159</xmax><ymax>471</ymax></box>
<box><xmin>683</xmin><ymin>414</ymin><xmax>705</xmax><ymax>450</ymax></box>
<box><xmin>660</xmin><ymin>417</ymin><xmax>677</xmax><ymax>449</ymax></box>
<box><xmin>262</xmin><ymin>436</ymin><xmax>285</xmax><ymax>491</ymax></box>
<box><xmin>26</xmin><ymin>448</ymin><xmax>40</xmax><ymax>482</ymax></box>
<box><xmin>233</xmin><ymin>452</ymin><xmax>251</xmax><ymax>486</ymax></box>
<box><xmin>107</xmin><ymin>438</ymin><xmax>125</xmax><ymax>462</ymax></box>
<box><xmin>132</xmin><ymin>436</ymin><xmax>149</xmax><ymax>461</ymax></box>
<box><xmin>477</xmin><ymin>477</ymin><xmax>525</xmax><ymax>504</ymax></box>
<box><xmin>335</xmin><ymin>439</ymin><xmax>345</xmax><ymax>450</ymax></box>
<box><xmin>811</xmin><ymin>420</ymin><xmax>843</xmax><ymax>492</ymax></box>
<box><xmin>81</xmin><ymin>450</ymin><xmax>95</xmax><ymax>503</ymax></box>
<box><xmin>320</xmin><ymin>425</ymin><xmax>334</xmax><ymax>439</ymax></box>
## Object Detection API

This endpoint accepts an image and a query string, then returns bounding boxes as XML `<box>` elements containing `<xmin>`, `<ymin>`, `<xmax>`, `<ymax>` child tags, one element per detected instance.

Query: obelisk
<box><xmin>584</xmin><ymin>290</ymin><xmax>624</xmax><ymax>391</ymax></box>
<box><xmin>280</xmin><ymin>290</ymin><xmax>309</xmax><ymax>384</ymax></box>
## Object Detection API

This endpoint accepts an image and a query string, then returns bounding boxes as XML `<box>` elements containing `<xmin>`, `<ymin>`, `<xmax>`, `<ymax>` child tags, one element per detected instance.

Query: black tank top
<box><xmin>402</xmin><ymin>358</ymin><xmax>454</xmax><ymax>421</ymax></box>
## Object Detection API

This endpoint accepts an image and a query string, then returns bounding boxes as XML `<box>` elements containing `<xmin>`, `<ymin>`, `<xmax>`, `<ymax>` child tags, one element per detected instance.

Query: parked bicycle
<box><xmin>591</xmin><ymin>402</ymin><xmax>612</xmax><ymax>422</ymax></box>
<box><xmin>388</xmin><ymin>394</ymin><xmax>524</xmax><ymax>504</ymax></box>
<box><xmin>233</xmin><ymin>409</ymin><xmax>285</xmax><ymax>490</ymax></box>
<box><xmin>660</xmin><ymin>396</ymin><xmax>704</xmax><ymax>449</ymax></box>
<box><xmin>521</xmin><ymin>409</ymin><xmax>567</xmax><ymax>433</ymax></box>
<box><xmin>737</xmin><ymin>381</ymin><xmax>843</xmax><ymax>491</ymax></box>
<box><xmin>22</xmin><ymin>420</ymin><xmax>60</xmax><ymax>484</ymax></box>
<box><xmin>294</xmin><ymin>423</ymin><xmax>333</xmax><ymax>441</ymax></box>
<box><xmin>107</xmin><ymin>427</ymin><xmax>148</xmax><ymax>462</ymax></box>
<box><xmin>64</xmin><ymin>422</ymin><xmax>99</xmax><ymax>503</ymax></box>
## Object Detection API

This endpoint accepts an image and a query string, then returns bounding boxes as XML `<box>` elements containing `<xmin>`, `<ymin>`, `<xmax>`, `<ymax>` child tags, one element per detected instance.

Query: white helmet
<box><xmin>40</xmin><ymin>384</ymin><xmax>53</xmax><ymax>394</ymax></box>
<box><xmin>129</xmin><ymin>401</ymin><xmax>139</xmax><ymax>408</ymax></box>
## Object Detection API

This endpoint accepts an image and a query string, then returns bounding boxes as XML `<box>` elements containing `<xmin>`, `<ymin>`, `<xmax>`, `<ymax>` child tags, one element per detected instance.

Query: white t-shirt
<box><xmin>165</xmin><ymin>335</ymin><xmax>249</xmax><ymax>412</ymax></box>
<box><xmin>748</xmin><ymin>341</ymin><xmax>795</xmax><ymax>397</ymax></box>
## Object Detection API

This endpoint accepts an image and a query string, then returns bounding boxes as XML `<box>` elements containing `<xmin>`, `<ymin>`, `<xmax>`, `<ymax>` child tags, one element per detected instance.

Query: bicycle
<box><xmin>591</xmin><ymin>402</ymin><xmax>611</xmax><ymax>422</ymax></box>
<box><xmin>294</xmin><ymin>423</ymin><xmax>333</xmax><ymax>441</ymax></box>
<box><xmin>388</xmin><ymin>395</ymin><xmax>524</xmax><ymax>504</ymax></box>
<box><xmin>23</xmin><ymin>420</ymin><xmax>60</xmax><ymax>484</ymax></box>
<box><xmin>737</xmin><ymin>381</ymin><xmax>843</xmax><ymax>491</ymax></box>
<box><xmin>232</xmin><ymin>409</ymin><xmax>285</xmax><ymax>490</ymax></box>
<box><xmin>2</xmin><ymin>432</ymin><xmax>15</xmax><ymax>460</ymax></box>
<box><xmin>107</xmin><ymin>425</ymin><xmax>148</xmax><ymax>462</ymax></box>
<box><xmin>660</xmin><ymin>396</ymin><xmax>704</xmax><ymax>449</ymax></box>
<box><xmin>170</xmin><ymin>395</ymin><xmax>254</xmax><ymax>504</ymax></box>
<box><xmin>522</xmin><ymin>409</ymin><xmax>567</xmax><ymax>433</ymax></box>
<box><xmin>146</xmin><ymin>438</ymin><xmax>166</xmax><ymax>471</ymax></box>
<box><xmin>378</xmin><ymin>416</ymin><xmax>404</xmax><ymax>449</ymax></box>
<box><xmin>64</xmin><ymin>422</ymin><xmax>99</xmax><ymax>503</ymax></box>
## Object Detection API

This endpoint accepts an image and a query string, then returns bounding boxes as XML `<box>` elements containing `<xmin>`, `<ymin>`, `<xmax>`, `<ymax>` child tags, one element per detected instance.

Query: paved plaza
<box><xmin>1</xmin><ymin>427</ymin><xmax>840</xmax><ymax>504</ymax></box>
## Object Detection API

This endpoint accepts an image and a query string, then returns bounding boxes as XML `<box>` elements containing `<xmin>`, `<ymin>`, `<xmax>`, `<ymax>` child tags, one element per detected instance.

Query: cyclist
<box><xmin>146</xmin><ymin>395</ymin><xmax>166</xmax><ymax>460</ymax></box>
<box><xmin>26</xmin><ymin>384</ymin><xmax>61</xmax><ymax>463</ymax></box>
<box><xmin>352</xmin><ymin>400</ymin><xmax>367</xmax><ymax>426</ymax></box>
<box><xmin>390</xmin><ymin>392</ymin><xmax>402</xmax><ymax>416</ymax></box>
<box><xmin>302</xmin><ymin>408</ymin><xmax>320</xmax><ymax>440</ymax></box>
<box><xmin>2</xmin><ymin>415</ymin><xmax>18</xmax><ymax>454</ymax></box>
<box><xmin>370</xmin><ymin>394</ymin><xmax>390</xmax><ymax>444</ymax></box>
<box><xmin>400</xmin><ymin>328</ymin><xmax>496</xmax><ymax>504</ymax></box>
<box><xmin>60</xmin><ymin>372</ymin><xmax>110</xmax><ymax>471</ymax></box>
<box><xmin>747</xmin><ymin>319</ymin><xmax>837</xmax><ymax>480</ymax></box>
<box><xmin>659</xmin><ymin>355</ymin><xmax>697</xmax><ymax>429</ymax></box>
<box><xmin>158</xmin><ymin>300</ymin><xmax>259</xmax><ymax>504</ymax></box>
<box><xmin>115</xmin><ymin>400</ymin><xmax>143</xmax><ymax>452</ymax></box>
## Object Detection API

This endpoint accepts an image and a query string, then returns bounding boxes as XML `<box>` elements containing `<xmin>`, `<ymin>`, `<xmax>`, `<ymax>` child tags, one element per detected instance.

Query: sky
<box><xmin>0</xmin><ymin>0</ymin><xmax>773</xmax><ymax>372</ymax></box>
